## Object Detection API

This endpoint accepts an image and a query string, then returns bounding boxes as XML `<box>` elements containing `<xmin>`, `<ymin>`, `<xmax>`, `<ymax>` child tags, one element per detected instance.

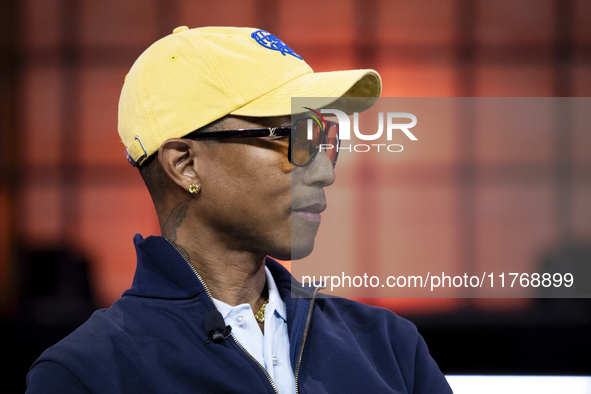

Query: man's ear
<box><xmin>158</xmin><ymin>138</ymin><xmax>199</xmax><ymax>191</ymax></box>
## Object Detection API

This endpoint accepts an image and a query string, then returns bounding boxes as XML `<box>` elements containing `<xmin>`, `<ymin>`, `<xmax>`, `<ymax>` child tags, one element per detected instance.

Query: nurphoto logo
<box><xmin>307</xmin><ymin>108</ymin><xmax>418</xmax><ymax>153</ymax></box>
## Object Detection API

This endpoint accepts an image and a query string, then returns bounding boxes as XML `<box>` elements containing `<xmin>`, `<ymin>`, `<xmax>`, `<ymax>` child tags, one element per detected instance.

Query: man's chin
<box><xmin>267</xmin><ymin>241</ymin><xmax>315</xmax><ymax>261</ymax></box>
<box><xmin>288</xmin><ymin>218</ymin><xmax>320</xmax><ymax>260</ymax></box>
<box><xmin>289</xmin><ymin>241</ymin><xmax>316</xmax><ymax>261</ymax></box>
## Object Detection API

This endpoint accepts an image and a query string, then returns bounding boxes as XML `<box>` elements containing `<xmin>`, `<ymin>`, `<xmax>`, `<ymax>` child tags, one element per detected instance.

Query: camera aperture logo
<box><xmin>304</xmin><ymin>107</ymin><xmax>327</xmax><ymax>134</ymax></box>
<box><xmin>306</xmin><ymin>108</ymin><xmax>418</xmax><ymax>154</ymax></box>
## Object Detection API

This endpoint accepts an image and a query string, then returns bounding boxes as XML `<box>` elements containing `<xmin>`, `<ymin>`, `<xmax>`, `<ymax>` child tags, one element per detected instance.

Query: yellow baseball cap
<box><xmin>119</xmin><ymin>26</ymin><xmax>381</xmax><ymax>166</ymax></box>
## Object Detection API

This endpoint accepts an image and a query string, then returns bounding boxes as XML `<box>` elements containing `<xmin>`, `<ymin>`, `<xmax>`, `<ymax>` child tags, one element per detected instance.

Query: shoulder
<box><xmin>31</xmin><ymin>292</ymin><xmax>193</xmax><ymax>368</ymax></box>
<box><xmin>31</xmin><ymin>305</ymin><xmax>128</xmax><ymax>368</ymax></box>
<box><xmin>27</xmin><ymin>360</ymin><xmax>91</xmax><ymax>393</ymax></box>
<box><xmin>314</xmin><ymin>296</ymin><xmax>420</xmax><ymax>340</ymax></box>
<box><xmin>306</xmin><ymin>296</ymin><xmax>452</xmax><ymax>393</ymax></box>
<box><xmin>312</xmin><ymin>296</ymin><xmax>422</xmax><ymax>362</ymax></box>
<box><xmin>28</xmin><ymin>297</ymin><xmax>153</xmax><ymax>391</ymax></box>
<box><xmin>27</xmin><ymin>307</ymin><xmax>120</xmax><ymax>392</ymax></box>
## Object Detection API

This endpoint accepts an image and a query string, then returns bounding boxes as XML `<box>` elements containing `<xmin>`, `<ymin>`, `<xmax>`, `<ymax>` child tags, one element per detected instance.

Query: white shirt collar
<box><xmin>212</xmin><ymin>265</ymin><xmax>287</xmax><ymax>322</ymax></box>
<box><xmin>265</xmin><ymin>265</ymin><xmax>287</xmax><ymax>322</ymax></box>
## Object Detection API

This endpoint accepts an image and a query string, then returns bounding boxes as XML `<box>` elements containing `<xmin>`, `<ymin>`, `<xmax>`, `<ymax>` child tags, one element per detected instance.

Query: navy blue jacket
<box><xmin>27</xmin><ymin>235</ymin><xmax>452</xmax><ymax>393</ymax></box>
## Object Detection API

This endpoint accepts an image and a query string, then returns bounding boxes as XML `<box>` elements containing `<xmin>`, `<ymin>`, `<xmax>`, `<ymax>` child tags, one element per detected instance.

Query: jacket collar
<box><xmin>123</xmin><ymin>234</ymin><xmax>314</xmax><ymax>302</ymax></box>
<box><xmin>124</xmin><ymin>234</ymin><xmax>315</xmax><ymax>368</ymax></box>
<box><xmin>123</xmin><ymin>234</ymin><xmax>204</xmax><ymax>300</ymax></box>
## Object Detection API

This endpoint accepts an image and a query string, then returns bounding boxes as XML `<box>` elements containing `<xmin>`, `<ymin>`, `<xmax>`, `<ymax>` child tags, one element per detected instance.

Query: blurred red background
<box><xmin>1</xmin><ymin>0</ymin><xmax>590</xmax><ymax>391</ymax></box>
<box><xmin>3</xmin><ymin>0</ymin><xmax>590</xmax><ymax>308</ymax></box>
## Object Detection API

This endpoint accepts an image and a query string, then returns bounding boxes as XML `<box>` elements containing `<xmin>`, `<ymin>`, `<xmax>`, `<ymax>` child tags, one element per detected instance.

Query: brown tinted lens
<box><xmin>325</xmin><ymin>123</ymin><xmax>339</xmax><ymax>166</ymax></box>
<box><xmin>291</xmin><ymin>119</ymin><xmax>321</xmax><ymax>166</ymax></box>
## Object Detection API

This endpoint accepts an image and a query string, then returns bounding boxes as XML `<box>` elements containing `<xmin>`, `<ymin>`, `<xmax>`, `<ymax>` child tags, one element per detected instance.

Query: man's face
<box><xmin>193</xmin><ymin>115</ymin><xmax>335</xmax><ymax>261</ymax></box>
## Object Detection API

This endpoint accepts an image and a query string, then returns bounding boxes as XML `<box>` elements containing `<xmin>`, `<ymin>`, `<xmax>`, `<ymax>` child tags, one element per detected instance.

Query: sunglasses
<box><xmin>183</xmin><ymin>118</ymin><xmax>340</xmax><ymax>167</ymax></box>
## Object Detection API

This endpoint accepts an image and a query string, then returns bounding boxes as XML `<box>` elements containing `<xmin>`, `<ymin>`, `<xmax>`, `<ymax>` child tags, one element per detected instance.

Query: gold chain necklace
<box><xmin>254</xmin><ymin>299</ymin><xmax>268</xmax><ymax>323</ymax></box>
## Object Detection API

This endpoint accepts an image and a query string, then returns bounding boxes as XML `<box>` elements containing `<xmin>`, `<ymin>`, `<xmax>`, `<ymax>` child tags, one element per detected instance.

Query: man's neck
<box><xmin>168</xmin><ymin>233</ymin><xmax>269</xmax><ymax>314</ymax></box>
<box><xmin>158</xmin><ymin>197</ymin><xmax>270</xmax><ymax>313</ymax></box>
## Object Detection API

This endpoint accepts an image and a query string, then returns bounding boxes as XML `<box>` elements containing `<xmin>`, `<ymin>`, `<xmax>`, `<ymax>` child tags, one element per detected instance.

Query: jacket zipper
<box><xmin>167</xmin><ymin>241</ymin><xmax>280</xmax><ymax>394</ymax></box>
<box><xmin>294</xmin><ymin>284</ymin><xmax>323</xmax><ymax>394</ymax></box>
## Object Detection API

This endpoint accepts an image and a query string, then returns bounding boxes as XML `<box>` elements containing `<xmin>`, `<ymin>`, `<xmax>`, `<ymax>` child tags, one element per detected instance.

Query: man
<box><xmin>26</xmin><ymin>26</ymin><xmax>452</xmax><ymax>393</ymax></box>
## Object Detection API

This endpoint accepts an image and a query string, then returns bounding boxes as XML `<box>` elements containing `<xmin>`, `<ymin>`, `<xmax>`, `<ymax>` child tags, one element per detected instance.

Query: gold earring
<box><xmin>188</xmin><ymin>184</ymin><xmax>200</xmax><ymax>194</ymax></box>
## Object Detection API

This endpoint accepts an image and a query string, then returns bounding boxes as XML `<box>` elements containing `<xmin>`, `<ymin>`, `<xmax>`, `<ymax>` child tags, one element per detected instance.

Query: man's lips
<box><xmin>292</xmin><ymin>202</ymin><xmax>327</xmax><ymax>222</ymax></box>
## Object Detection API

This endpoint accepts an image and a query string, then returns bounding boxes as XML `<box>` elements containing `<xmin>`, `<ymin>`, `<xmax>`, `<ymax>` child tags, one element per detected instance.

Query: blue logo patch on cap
<box><xmin>251</xmin><ymin>30</ymin><xmax>302</xmax><ymax>60</ymax></box>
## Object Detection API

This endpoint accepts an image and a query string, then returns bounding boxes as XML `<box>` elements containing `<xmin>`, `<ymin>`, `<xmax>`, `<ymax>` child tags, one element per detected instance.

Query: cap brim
<box><xmin>230</xmin><ymin>69</ymin><xmax>382</xmax><ymax>117</ymax></box>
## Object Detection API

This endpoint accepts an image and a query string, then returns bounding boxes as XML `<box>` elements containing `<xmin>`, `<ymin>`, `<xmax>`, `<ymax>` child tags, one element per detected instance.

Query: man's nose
<box><xmin>302</xmin><ymin>150</ymin><xmax>336</xmax><ymax>187</ymax></box>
